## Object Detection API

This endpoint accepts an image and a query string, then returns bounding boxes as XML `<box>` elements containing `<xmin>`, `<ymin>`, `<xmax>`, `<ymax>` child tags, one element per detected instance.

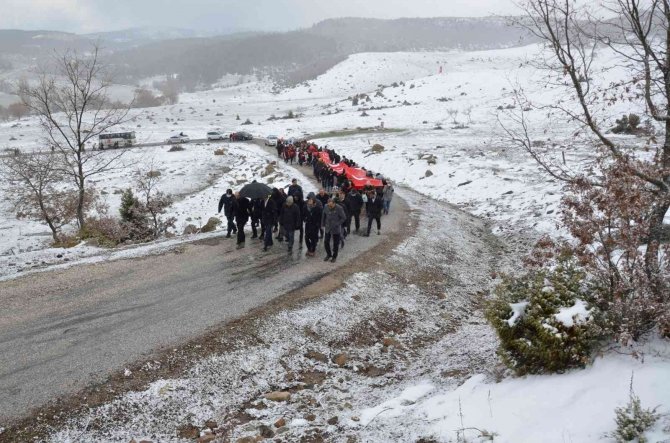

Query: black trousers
<box><xmin>251</xmin><ymin>217</ymin><xmax>259</xmax><ymax>237</ymax></box>
<box><xmin>226</xmin><ymin>215</ymin><xmax>237</xmax><ymax>235</ymax></box>
<box><xmin>324</xmin><ymin>232</ymin><xmax>341</xmax><ymax>259</ymax></box>
<box><xmin>347</xmin><ymin>213</ymin><xmax>360</xmax><ymax>232</ymax></box>
<box><xmin>305</xmin><ymin>231</ymin><xmax>319</xmax><ymax>252</ymax></box>
<box><xmin>236</xmin><ymin>218</ymin><xmax>247</xmax><ymax>244</ymax></box>
<box><xmin>367</xmin><ymin>215</ymin><xmax>381</xmax><ymax>234</ymax></box>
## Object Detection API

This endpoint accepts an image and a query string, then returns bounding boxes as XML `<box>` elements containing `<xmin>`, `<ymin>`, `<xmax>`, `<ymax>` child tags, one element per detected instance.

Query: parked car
<box><xmin>265</xmin><ymin>135</ymin><xmax>278</xmax><ymax>146</ymax></box>
<box><xmin>167</xmin><ymin>133</ymin><xmax>190</xmax><ymax>144</ymax></box>
<box><xmin>207</xmin><ymin>131</ymin><xmax>226</xmax><ymax>141</ymax></box>
<box><xmin>230</xmin><ymin>131</ymin><xmax>253</xmax><ymax>141</ymax></box>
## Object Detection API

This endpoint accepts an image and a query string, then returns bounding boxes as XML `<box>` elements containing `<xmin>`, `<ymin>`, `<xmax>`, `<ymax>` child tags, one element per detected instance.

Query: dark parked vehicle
<box><xmin>229</xmin><ymin>131</ymin><xmax>253</xmax><ymax>141</ymax></box>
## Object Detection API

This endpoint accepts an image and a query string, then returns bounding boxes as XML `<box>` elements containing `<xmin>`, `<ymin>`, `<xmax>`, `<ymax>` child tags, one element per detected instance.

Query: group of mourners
<box><xmin>218</xmin><ymin>139</ymin><xmax>394</xmax><ymax>263</ymax></box>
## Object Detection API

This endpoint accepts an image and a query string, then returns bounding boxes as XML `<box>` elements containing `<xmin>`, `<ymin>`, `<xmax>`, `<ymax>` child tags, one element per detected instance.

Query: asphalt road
<box><xmin>0</xmin><ymin>167</ymin><xmax>403</xmax><ymax>424</ymax></box>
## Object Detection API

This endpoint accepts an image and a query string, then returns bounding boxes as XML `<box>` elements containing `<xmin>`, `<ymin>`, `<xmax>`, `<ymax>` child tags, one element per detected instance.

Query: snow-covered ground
<box><xmin>40</xmin><ymin>189</ymin><xmax>670</xmax><ymax>443</ymax></box>
<box><xmin>0</xmin><ymin>141</ymin><xmax>314</xmax><ymax>280</ymax></box>
<box><xmin>1</xmin><ymin>43</ymin><xmax>669</xmax><ymax>441</ymax></box>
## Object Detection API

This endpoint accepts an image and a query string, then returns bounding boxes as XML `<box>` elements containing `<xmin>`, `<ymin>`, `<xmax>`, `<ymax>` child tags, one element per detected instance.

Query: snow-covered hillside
<box><xmin>1</xmin><ymin>43</ymin><xmax>668</xmax><ymax>442</ymax></box>
<box><xmin>1</xmin><ymin>42</ymin><xmax>664</xmax><ymax>276</ymax></box>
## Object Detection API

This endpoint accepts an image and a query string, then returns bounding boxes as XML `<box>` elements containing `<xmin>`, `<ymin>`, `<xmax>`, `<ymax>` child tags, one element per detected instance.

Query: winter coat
<box><xmin>335</xmin><ymin>199</ymin><xmax>349</xmax><ymax>218</ymax></box>
<box><xmin>280</xmin><ymin>202</ymin><xmax>301</xmax><ymax>231</ymax></box>
<box><xmin>271</xmin><ymin>190</ymin><xmax>285</xmax><ymax>218</ymax></box>
<box><xmin>382</xmin><ymin>185</ymin><xmax>394</xmax><ymax>202</ymax></box>
<box><xmin>304</xmin><ymin>204</ymin><xmax>322</xmax><ymax>235</ymax></box>
<box><xmin>251</xmin><ymin>198</ymin><xmax>263</xmax><ymax>220</ymax></box>
<box><xmin>218</xmin><ymin>193</ymin><xmax>235</xmax><ymax>217</ymax></box>
<box><xmin>345</xmin><ymin>191</ymin><xmax>364</xmax><ymax>214</ymax></box>
<box><xmin>233</xmin><ymin>197</ymin><xmax>251</xmax><ymax>222</ymax></box>
<box><xmin>321</xmin><ymin>204</ymin><xmax>346</xmax><ymax>235</ymax></box>
<box><xmin>366</xmin><ymin>196</ymin><xmax>383</xmax><ymax>218</ymax></box>
<box><xmin>316</xmin><ymin>192</ymin><xmax>330</xmax><ymax>208</ymax></box>
<box><xmin>261</xmin><ymin>198</ymin><xmax>277</xmax><ymax>226</ymax></box>
<box><xmin>288</xmin><ymin>184</ymin><xmax>304</xmax><ymax>203</ymax></box>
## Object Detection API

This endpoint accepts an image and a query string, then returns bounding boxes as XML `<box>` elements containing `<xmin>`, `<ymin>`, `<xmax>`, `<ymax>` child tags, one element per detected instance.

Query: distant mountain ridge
<box><xmin>0</xmin><ymin>17</ymin><xmax>535</xmax><ymax>90</ymax></box>
<box><xmin>106</xmin><ymin>16</ymin><xmax>535</xmax><ymax>89</ymax></box>
<box><xmin>84</xmin><ymin>27</ymin><xmax>217</xmax><ymax>45</ymax></box>
<box><xmin>309</xmin><ymin>16</ymin><xmax>528</xmax><ymax>52</ymax></box>
<box><xmin>0</xmin><ymin>27</ymin><xmax>230</xmax><ymax>57</ymax></box>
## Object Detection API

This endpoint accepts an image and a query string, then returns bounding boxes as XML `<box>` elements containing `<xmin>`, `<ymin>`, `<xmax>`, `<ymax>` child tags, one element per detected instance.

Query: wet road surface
<box><xmin>0</xmin><ymin>199</ymin><xmax>404</xmax><ymax>424</ymax></box>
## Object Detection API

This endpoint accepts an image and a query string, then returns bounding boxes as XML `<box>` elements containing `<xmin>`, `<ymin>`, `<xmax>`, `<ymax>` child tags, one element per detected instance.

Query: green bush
<box><xmin>486</xmin><ymin>260</ymin><xmax>601</xmax><ymax>375</ymax></box>
<box><xmin>119</xmin><ymin>188</ymin><xmax>140</xmax><ymax>223</ymax></box>
<box><xmin>611</xmin><ymin>379</ymin><xmax>659</xmax><ymax>442</ymax></box>
<box><xmin>612</xmin><ymin>113</ymin><xmax>642</xmax><ymax>134</ymax></box>
<box><xmin>80</xmin><ymin>216</ymin><xmax>128</xmax><ymax>247</ymax></box>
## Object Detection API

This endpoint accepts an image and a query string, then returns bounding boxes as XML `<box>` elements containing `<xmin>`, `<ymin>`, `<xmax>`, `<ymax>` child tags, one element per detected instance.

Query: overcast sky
<box><xmin>0</xmin><ymin>0</ymin><xmax>522</xmax><ymax>34</ymax></box>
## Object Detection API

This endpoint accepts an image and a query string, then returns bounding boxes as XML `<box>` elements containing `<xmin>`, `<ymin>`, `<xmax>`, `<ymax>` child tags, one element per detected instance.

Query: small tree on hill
<box><xmin>447</xmin><ymin>108</ymin><xmax>459</xmax><ymax>124</ymax></box>
<box><xmin>135</xmin><ymin>166</ymin><xmax>175</xmax><ymax>239</ymax></box>
<box><xmin>17</xmin><ymin>44</ymin><xmax>134</xmax><ymax>231</ymax></box>
<box><xmin>1</xmin><ymin>152</ymin><xmax>87</xmax><ymax>243</ymax></box>
<box><xmin>498</xmin><ymin>0</ymin><xmax>670</xmax><ymax>343</ymax></box>
<box><xmin>7</xmin><ymin>102</ymin><xmax>29</xmax><ymax>120</ymax></box>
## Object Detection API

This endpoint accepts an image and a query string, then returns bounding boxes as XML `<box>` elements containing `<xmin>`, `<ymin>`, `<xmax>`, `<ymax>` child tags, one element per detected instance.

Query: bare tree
<box><xmin>1</xmin><ymin>152</ymin><xmax>75</xmax><ymax>243</ymax></box>
<box><xmin>447</xmin><ymin>108</ymin><xmax>459</xmax><ymax>124</ymax></box>
<box><xmin>135</xmin><ymin>163</ymin><xmax>176</xmax><ymax>239</ymax></box>
<box><xmin>155</xmin><ymin>74</ymin><xmax>180</xmax><ymax>105</ymax></box>
<box><xmin>507</xmin><ymin>0</ymin><xmax>670</xmax><ymax>291</ymax></box>
<box><xmin>464</xmin><ymin>105</ymin><xmax>474</xmax><ymax>123</ymax></box>
<box><xmin>17</xmin><ymin>45</ymin><xmax>133</xmax><ymax>230</ymax></box>
<box><xmin>7</xmin><ymin>102</ymin><xmax>29</xmax><ymax>120</ymax></box>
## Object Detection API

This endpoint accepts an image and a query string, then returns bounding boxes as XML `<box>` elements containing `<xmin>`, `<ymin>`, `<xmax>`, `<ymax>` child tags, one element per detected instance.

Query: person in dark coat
<box><xmin>322</xmin><ymin>198</ymin><xmax>346</xmax><ymax>263</ymax></box>
<box><xmin>279</xmin><ymin>196</ymin><xmax>301</xmax><ymax>252</ymax></box>
<box><xmin>316</xmin><ymin>188</ymin><xmax>330</xmax><ymax>208</ymax></box>
<box><xmin>288</xmin><ymin>179</ymin><xmax>305</xmax><ymax>246</ymax></box>
<box><xmin>287</xmin><ymin>179</ymin><xmax>304</xmax><ymax>203</ymax></box>
<box><xmin>270</xmin><ymin>188</ymin><xmax>285</xmax><ymax>238</ymax></box>
<box><xmin>382</xmin><ymin>180</ymin><xmax>394</xmax><ymax>215</ymax></box>
<box><xmin>217</xmin><ymin>189</ymin><xmax>237</xmax><ymax>237</ymax></box>
<box><xmin>261</xmin><ymin>193</ymin><xmax>277</xmax><ymax>251</ymax></box>
<box><xmin>303</xmin><ymin>197</ymin><xmax>322</xmax><ymax>257</ymax></box>
<box><xmin>335</xmin><ymin>191</ymin><xmax>348</xmax><ymax>248</ymax></box>
<box><xmin>250</xmin><ymin>198</ymin><xmax>263</xmax><ymax>239</ymax></box>
<box><xmin>365</xmin><ymin>190</ymin><xmax>383</xmax><ymax>236</ymax></box>
<box><xmin>344</xmin><ymin>188</ymin><xmax>364</xmax><ymax>233</ymax></box>
<box><xmin>233</xmin><ymin>192</ymin><xmax>251</xmax><ymax>247</ymax></box>
<box><xmin>316</xmin><ymin>188</ymin><xmax>330</xmax><ymax>238</ymax></box>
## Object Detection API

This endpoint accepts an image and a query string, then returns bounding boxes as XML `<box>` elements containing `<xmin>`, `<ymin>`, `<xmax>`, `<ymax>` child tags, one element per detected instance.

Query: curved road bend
<box><xmin>0</xmin><ymin>165</ymin><xmax>405</xmax><ymax>425</ymax></box>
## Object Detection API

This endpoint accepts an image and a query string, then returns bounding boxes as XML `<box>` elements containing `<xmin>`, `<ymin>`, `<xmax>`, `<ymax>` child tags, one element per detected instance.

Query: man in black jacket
<box><xmin>344</xmin><ymin>188</ymin><xmax>364</xmax><ymax>233</ymax></box>
<box><xmin>233</xmin><ymin>192</ymin><xmax>251</xmax><ymax>248</ymax></box>
<box><xmin>261</xmin><ymin>193</ymin><xmax>277</xmax><ymax>251</ymax></box>
<box><xmin>279</xmin><ymin>196</ymin><xmax>301</xmax><ymax>252</ymax></box>
<box><xmin>250</xmin><ymin>198</ymin><xmax>263</xmax><ymax>239</ymax></box>
<box><xmin>365</xmin><ymin>190</ymin><xmax>384</xmax><ymax>237</ymax></box>
<box><xmin>217</xmin><ymin>189</ymin><xmax>237</xmax><ymax>238</ymax></box>
<box><xmin>287</xmin><ymin>178</ymin><xmax>304</xmax><ymax>203</ymax></box>
<box><xmin>269</xmin><ymin>188</ymin><xmax>283</xmax><ymax>234</ymax></box>
<box><xmin>322</xmin><ymin>198</ymin><xmax>346</xmax><ymax>263</ymax></box>
<box><xmin>303</xmin><ymin>197</ymin><xmax>322</xmax><ymax>257</ymax></box>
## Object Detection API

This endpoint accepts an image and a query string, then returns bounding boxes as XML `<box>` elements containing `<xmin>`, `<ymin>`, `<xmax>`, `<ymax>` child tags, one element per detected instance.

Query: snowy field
<box><xmin>1</xmin><ymin>45</ymin><xmax>660</xmax><ymax>253</ymax></box>
<box><xmin>0</xmin><ymin>141</ymin><xmax>315</xmax><ymax>280</ymax></box>
<box><xmin>1</xmin><ymin>43</ymin><xmax>669</xmax><ymax>441</ymax></box>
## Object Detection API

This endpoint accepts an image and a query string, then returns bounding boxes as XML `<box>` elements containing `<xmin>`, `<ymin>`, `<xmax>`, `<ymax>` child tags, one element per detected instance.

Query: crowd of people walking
<box><xmin>218</xmin><ymin>139</ymin><xmax>394</xmax><ymax>263</ymax></box>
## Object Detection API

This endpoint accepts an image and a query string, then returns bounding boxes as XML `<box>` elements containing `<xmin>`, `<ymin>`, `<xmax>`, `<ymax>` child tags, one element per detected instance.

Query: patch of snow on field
<box><xmin>358</xmin><ymin>340</ymin><xmax>670</xmax><ymax>443</ymax></box>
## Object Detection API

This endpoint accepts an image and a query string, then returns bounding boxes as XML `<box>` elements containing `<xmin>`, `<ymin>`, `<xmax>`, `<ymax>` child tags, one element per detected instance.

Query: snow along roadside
<box><xmin>41</xmin><ymin>186</ymin><xmax>515</xmax><ymax>442</ymax></box>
